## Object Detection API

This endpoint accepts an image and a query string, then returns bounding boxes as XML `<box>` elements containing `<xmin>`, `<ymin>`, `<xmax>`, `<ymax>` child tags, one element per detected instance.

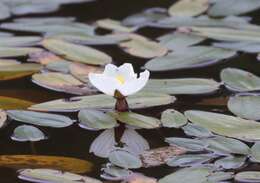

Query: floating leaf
<box><xmin>165</xmin><ymin>137</ymin><xmax>206</xmax><ymax>152</ymax></box>
<box><xmin>96</xmin><ymin>18</ymin><xmax>136</xmax><ymax>32</ymax></box>
<box><xmin>140</xmin><ymin>146</ymin><xmax>186</xmax><ymax>168</ymax></box>
<box><xmin>235</xmin><ymin>171</ymin><xmax>260</xmax><ymax>183</ymax></box>
<box><xmin>157</xmin><ymin>31</ymin><xmax>205</xmax><ymax>50</ymax></box>
<box><xmin>0</xmin><ymin>47</ymin><xmax>42</xmax><ymax>58</ymax></box>
<box><xmin>7</xmin><ymin>110</ymin><xmax>74</xmax><ymax>128</ymax></box>
<box><xmin>90</xmin><ymin>129</ymin><xmax>116</xmax><ymax>158</ymax></box>
<box><xmin>0</xmin><ymin>96</ymin><xmax>34</xmax><ymax>110</ymax></box>
<box><xmin>213</xmin><ymin>41</ymin><xmax>260</xmax><ymax>53</ymax></box>
<box><xmin>167</xmin><ymin>154</ymin><xmax>214</xmax><ymax>167</ymax></box>
<box><xmin>161</xmin><ymin>109</ymin><xmax>187</xmax><ymax>128</ymax></box>
<box><xmin>215</xmin><ymin>156</ymin><xmax>246</xmax><ymax>169</ymax></box>
<box><xmin>190</xmin><ymin>27</ymin><xmax>260</xmax><ymax>42</ymax></box>
<box><xmin>202</xmin><ymin>136</ymin><xmax>250</xmax><ymax>155</ymax></box>
<box><xmin>250</xmin><ymin>142</ymin><xmax>260</xmax><ymax>163</ymax></box>
<box><xmin>0</xmin><ymin>155</ymin><xmax>92</xmax><ymax>173</ymax></box>
<box><xmin>220</xmin><ymin>68</ymin><xmax>260</xmax><ymax>92</ymax></box>
<box><xmin>0</xmin><ymin>36</ymin><xmax>42</xmax><ymax>47</ymax></box>
<box><xmin>208</xmin><ymin>171</ymin><xmax>234</xmax><ymax>182</ymax></box>
<box><xmin>208</xmin><ymin>0</ymin><xmax>260</xmax><ymax>17</ymax></box>
<box><xmin>18</xmin><ymin>169</ymin><xmax>102</xmax><ymax>183</ymax></box>
<box><xmin>145</xmin><ymin>46</ymin><xmax>236</xmax><ymax>71</ymax></box>
<box><xmin>46</xmin><ymin>61</ymin><xmax>71</xmax><ymax>73</ymax></box>
<box><xmin>78</xmin><ymin>109</ymin><xmax>117</xmax><ymax>130</ymax></box>
<box><xmin>228</xmin><ymin>95</ymin><xmax>260</xmax><ymax>120</ymax></box>
<box><xmin>185</xmin><ymin>110</ymin><xmax>260</xmax><ymax>142</ymax></box>
<box><xmin>29</xmin><ymin>92</ymin><xmax>176</xmax><ymax>112</ymax></box>
<box><xmin>182</xmin><ymin>123</ymin><xmax>213</xmax><ymax>138</ymax></box>
<box><xmin>28</xmin><ymin>51</ymin><xmax>67</xmax><ymax>65</ymax></box>
<box><xmin>108</xmin><ymin>150</ymin><xmax>142</xmax><ymax>169</ymax></box>
<box><xmin>42</xmin><ymin>38</ymin><xmax>112</xmax><ymax>65</ymax></box>
<box><xmin>11</xmin><ymin>125</ymin><xmax>46</xmax><ymax>142</ymax></box>
<box><xmin>32</xmin><ymin>72</ymin><xmax>91</xmax><ymax>95</ymax></box>
<box><xmin>169</xmin><ymin>0</ymin><xmax>209</xmax><ymax>17</ymax></box>
<box><xmin>0</xmin><ymin>110</ymin><xmax>7</xmax><ymax>128</ymax></box>
<box><xmin>159</xmin><ymin>167</ymin><xmax>212</xmax><ymax>183</ymax></box>
<box><xmin>121</xmin><ymin>128</ymin><xmax>150</xmax><ymax>155</ymax></box>
<box><xmin>144</xmin><ymin>78</ymin><xmax>220</xmax><ymax>94</ymax></box>
<box><xmin>110</xmin><ymin>112</ymin><xmax>161</xmax><ymax>129</ymax></box>
<box><xmin>0</xmin><ymin>63</ymin><xmax>42</xmax><ymax>81</ymax></box>
<box><xmin>119</xmin><ymin>34</ymin><xmax>168</xmax><ymax>58</ymax></box>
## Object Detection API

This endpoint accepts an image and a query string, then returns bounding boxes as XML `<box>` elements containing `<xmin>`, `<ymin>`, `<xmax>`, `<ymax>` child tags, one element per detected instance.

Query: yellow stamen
<box><xmin>116</xmin><ymin>75</ymin><xmax>125</xmax><ymax>84</ymax></box>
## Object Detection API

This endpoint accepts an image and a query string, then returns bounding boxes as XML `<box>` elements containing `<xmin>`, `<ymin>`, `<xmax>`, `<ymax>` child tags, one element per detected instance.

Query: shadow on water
<box><xmin>0</xmin><ymin>0</ymin><xmax>260</xmax><ymax>182</ymax></box>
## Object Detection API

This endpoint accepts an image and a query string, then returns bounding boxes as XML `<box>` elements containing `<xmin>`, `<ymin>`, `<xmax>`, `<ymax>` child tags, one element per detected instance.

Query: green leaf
<box><xmin>108</xmin><ymin>150</ymin><xmax>142</xmax><ymax>169</ymax></box>
<box><xmin>182</xmin><ymin>123</ymin><xmax>213</xmax><ymax>138</ymax></box>
<box><xmin>0</xmin><ymin>47</ymin><xmax>42</xmax><ymax>58</ymax></box>
<box><xmin>29</xmin><ymin>92</ymin><xmax>176</xmax><ymax>112</ymax></box>
<box><xmin>161</xmin><ymin>109</ymin><xmax>187</xmax><ymax>128</ymax></box>
<box><xmin>169</xmin><ymin>0</ymin><xmax>209</xmax><ymax>17</ymax></box>
<box><xmin>221</xmin><ymin>68</ymin><xmax>260</xmax><ymax>92</ymax></box>
<box><xmin>144</xmin><ymin>78</ymin><xmax>220</xmax><ymax>94</ymax></box>
<box><xmin>215</xmin><ymin>156</ymin><xmax>246</xmax><ymax>169</ymax></box>
<box><xmin>228</xmin><ymin>95</ymin><xmax>260</xmax><ymax>120</ymax></box>
<box><xmin>11</xmin><ymin>125</ymin><xmax>46</xmax><ymax>142</ymax></box>
<box><xmin>0</xmin><ymin>36</ymin><xmax>41</xmax><ymax>47</ymax></box>
<box><xmin>165</xmin><ymin>137</ymin><xmax>206</xmax><ymax>152</ymax></box>
<box><xmin>110</xmin><ymin>111</ymin><xmax>161</xmax><ymax>129</ymax></box>
<box><xmin>18</xmin><ymin>169</ymin><xmax>102</xmax><ymax>183</ymax></box>
<box><xmin>7</xmin><ymin>110</ymin><xmax>74</xmax><ymax>128</ymax></box>
<box><xmin>42</xmin><ymin>38</ymin><xmax>112</xmax><ymax>65</ymax></box>
<box><xmin>145</xmin><ymin>46</ymin><xmax>236</xmax><ymax>71</ymax></box>
<box><xmin>78</xmin><ymin>109</ymin><xmax>117</xmax><ymax>130</ymax></box>
<box><xmin>185</xmin><ymin>110</ymin><xmax>260</xmax><ymax>142</ymax></box>
<box><xmin>235</xmin><ymin>171</ymin><xmax>260</xmax><ymax>183</ymax></box>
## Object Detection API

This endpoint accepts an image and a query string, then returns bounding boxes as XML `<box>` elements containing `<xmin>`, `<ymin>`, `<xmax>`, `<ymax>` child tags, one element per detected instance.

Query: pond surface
<box><xmin>0</xmin><ymin>0</ymin><xmax>260</xmax><ymax>182</ymax></box>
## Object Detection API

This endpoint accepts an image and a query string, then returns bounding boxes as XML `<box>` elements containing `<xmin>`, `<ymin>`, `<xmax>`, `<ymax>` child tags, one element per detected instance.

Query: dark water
<box><xmin>0</xmin><ymin>0</ymin><xmax>260</xmax><ymax>182</ymax></box>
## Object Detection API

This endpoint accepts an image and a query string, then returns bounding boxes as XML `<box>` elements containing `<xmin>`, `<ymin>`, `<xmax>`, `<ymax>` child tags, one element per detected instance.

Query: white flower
<box><xmin>88</xmin><ymin>63</ymin><xmax>150</xmax><ymax>96</ymax></box>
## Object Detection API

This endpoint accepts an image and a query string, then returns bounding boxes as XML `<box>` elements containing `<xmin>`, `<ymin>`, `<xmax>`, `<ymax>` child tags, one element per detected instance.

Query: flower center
<box><xmin>116</xmin><ymin>75</ymin><xmax>125</xmax><ymax>84</ymax></box>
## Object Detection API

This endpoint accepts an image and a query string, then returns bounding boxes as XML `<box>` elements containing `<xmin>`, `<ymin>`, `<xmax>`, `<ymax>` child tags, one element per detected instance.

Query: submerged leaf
<box><xmin>0</xmin><ymin>155</ymin><xmax>92</xmax><ymax>173</ymax></box>
<box><xmin>7</xmin><ymin>110</ymin><xmax>74</xmax><ymax>128</ymax></box>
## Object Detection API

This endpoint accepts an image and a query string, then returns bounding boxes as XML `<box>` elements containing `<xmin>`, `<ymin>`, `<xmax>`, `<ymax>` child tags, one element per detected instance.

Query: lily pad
<box><xmin>157</xmin><ymin>31</ymin><xmax>205</xmax><ymax>50</ymax></box>
<box><xmin>208</xmin><ymin>0</ymin><xmax>260</xmax><ymax>17</ymax></box>
<box><xmin>0</xmin><ymin>36</ymin><xmax>42</xmax><ymax>47</ymax></box>
<box><xmin>213</xmin><ymin>41</ymin><xmax>260</xmax><ymax>53</ymax></box>
<box><xmin>29</xmin><ymin>92</ymin><xmax>176</xmax><ymax>112</ymax></box>
<box><xmin>96</xmin><ymin>18</ymin><xmax>136</xmax><ymax>32</ymax></box>
<box><xmin>165</xmin><ymin>137</ymin><xmax>206</xmax><ymax>152</ymax></box>
<box><xmin>119</xmin><ymin>34</ymin><xmax>168</xmax><ymax>58</ymax></box>
<box><xmin>18</xmin><ymin>169</ymin><xmax>102</xmax><ymax>183</ymax></box>
<box><xmin>0</xmin><ymin>155</ymin><xmax>92</xmax><ymax>173</ymax></box>
<box><xmin>185</xmin><ymin>110</ymin><xmax>260</xmax><ymax>142</ymax></box>
<box><xmin>0</xmin><ymin>96</ymin><xmax>34</xmax><ymax>110</ymax></box>
<box><xmin>0</xmin><ymin>47</ymin><xmax>42</xmax><ymax>58</ymax></box>
<box><xmin>144</xmin><ymin>46</ymin><xmax>236</xmax><ymax>71</ymax></box>
<box><xmin>78</xmin><ymin>109</ymin><xmax>117</xmax><ymax>130</ymax></box>
<box><xmin>7</xmin><ymin>110</ymin><xmax>74</xmax><ymax>128</ymax></box>
<box><xmin>108</xmin><ymin>150</ymin><xmax>142</xmax><ymax>169</ymax></box>
<box><xmin>161</xmin><ymin>109</ymin><xmax>187</xmax><ymax>128</ymax></box>
<box><xmin>42</xmin><ymin>38</ymin><xmax>112</xmax><ymax>65</ymax></box>
<box><xmin>215</xmin><ymin>156</ymin><xmax>246</xmax><ymax>169</ymax></box>
<box><xmin>182</xmin><ymin>123</ymin><xmax>213</xmax><ymax>138</ymax></box>
<box><xmin>11</xmin><ymin>125</ymin><xmax>46</xmax><ymax>142</ymax></box>
<box><xmin>228</xmin><ymin>95</ymin><xmax>260</xmax><ymax>120</ymax></box>
<box><xmin>169</xmin><ymin>0</ymin><xmax>209</xmax><ymax>17</ymax></box>
<box><xmin>159</xmin><ymin>167</ymin><xmax>213</xmax><ymax>183</ymax></box>
<box><xmin>235</xmin><ymin>171</ymin><xmax>260</xmax><ymax>183</ymax></box>
<box><xmin>220</xmin><ymin>68</ymin><xmax>260</xmax><ymax>92</ymax></box>
<box><xmin>167</xmin><ymin>154</ymin><xmax>215</xmax><ymax>167</ymax></box>
<box><xmin>144</xmin><ymin>78</ymin><xmax>220</xmax><ymax>94</ymax></box>
<box><xmin>0</xmin><ymin>63</ymin><xmax>42</xmax><ymax>81</ymax></box>
<box><xmin>110</xmin><ymin>112</ymin><xmax>161</xmax><ymax>129</ymax></box>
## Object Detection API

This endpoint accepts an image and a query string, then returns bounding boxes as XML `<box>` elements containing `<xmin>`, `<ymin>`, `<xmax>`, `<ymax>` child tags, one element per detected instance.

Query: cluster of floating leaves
<box><xmin>1</xmin><ymin>0</ymin><xmax>260</xmax><ymax>182</ymax></box>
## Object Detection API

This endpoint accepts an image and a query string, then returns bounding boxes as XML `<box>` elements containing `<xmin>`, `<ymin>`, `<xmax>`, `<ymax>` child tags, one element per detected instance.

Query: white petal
<box><xmin>118</xmin><ymin>63</ymin><xmax>137</xmax><ymax>79</ymax></box>
<box><xmin>90</xmin><ymin>129</ymin><xmax>116</xmax><ymax>158</ymax></box>
<box><xmin>103</xmin><ymin>64</ymin><xmax>118</xmax><ymax>77</ymax></box>
<box><xmin>88</xmin><ymin>73</ymin><xmax>117</xmax><ymax>96</ymax></box>
<box><xmin>119</xmin><ymin>70</ymin><xmax>150</xmax><ymax>96</ymax></box>
<box><xmin>121</xmin><ymin>128</ymin><xmax>150</xmax><ymax>155</ymax></box>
